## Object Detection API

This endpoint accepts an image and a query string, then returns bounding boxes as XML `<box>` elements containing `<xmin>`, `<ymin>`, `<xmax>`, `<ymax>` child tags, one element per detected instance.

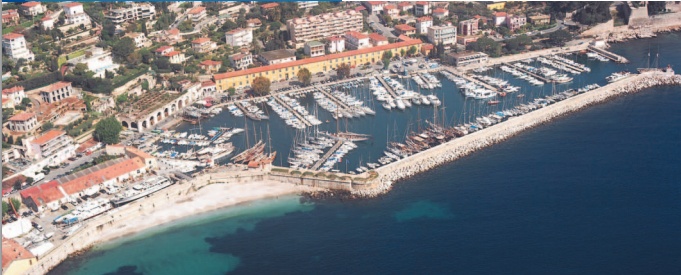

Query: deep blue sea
<box><xmin>51</xmin><ymin>33</ymin><xmax>681</xmax><ymax>274</ymax></box>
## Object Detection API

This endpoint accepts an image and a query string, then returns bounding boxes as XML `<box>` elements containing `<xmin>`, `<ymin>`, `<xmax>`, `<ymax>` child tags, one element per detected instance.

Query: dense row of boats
<box><xmin>267</xmin><ymin>94</ymin><xmax>322</xmax><ymax>129</ymax></box>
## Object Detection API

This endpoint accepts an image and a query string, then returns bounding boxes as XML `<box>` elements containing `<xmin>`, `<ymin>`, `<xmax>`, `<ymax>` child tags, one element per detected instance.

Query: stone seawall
<box><xmin>355</xmin><ymin>74</ymin><xmax>681</xmax><ymax>197</ymax></box>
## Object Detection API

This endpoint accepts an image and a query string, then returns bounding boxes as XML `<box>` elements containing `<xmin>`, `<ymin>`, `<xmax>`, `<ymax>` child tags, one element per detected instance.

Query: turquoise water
<box><xmin>51</xmin><ymin>33</ymin><xmax>681</xmax><ymax>274</ymax></box>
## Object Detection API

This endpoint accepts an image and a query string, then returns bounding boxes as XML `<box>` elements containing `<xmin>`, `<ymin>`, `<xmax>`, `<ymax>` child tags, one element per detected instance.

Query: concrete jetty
<box><xmin>444</xmin><ymin>67</ymin><xmax>500</xmax><ymax>92</ymax></box>
<box><xmin>311</xmin><ymin>140</ymin><xmax>344</xmax><ymax>170</ymax></box>
<box><xmin>505</xmin><ymin>63</ymin><xmax>551</xmax><ymax>83</ymax></box>
<box><xmin>271</xmin><ymin>95</ymin><xmax>313</xmax><ymax>127</ymax></box>
<box><xmin>547</xmin><ymin>56</ymin><xmax>586</xmax><ymax>73</ymax></box>
<box><xmin>376</xmin><ymin>76</ymin><xmax>400</xmax><ymax>98</ymax></box>
<box><xmin>317</xmin><ymin>87</ymin><xmax>351</xmax><ymax>110</ymax></box>
<box><xmin>588</xmin><ymin>45</ymin><xmax>630</xmax><ymax>63</ymax></box>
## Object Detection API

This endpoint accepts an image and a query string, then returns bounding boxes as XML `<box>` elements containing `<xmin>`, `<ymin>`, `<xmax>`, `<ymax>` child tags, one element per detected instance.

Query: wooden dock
<box><xmin>311</xmin><ymin>140</ymin><xmax>344</xmax><ymax>170</ymax></box>
<box><xmin>546</xmin><ymin>56</ymin><xmax>585</xmax><ymax>73</ymax></box>
<box><xmin>271</xmin><ymin>95</ymin><xmax>312</xmax><ymax>127</ymax></box>
<box><xmin>444</xmin><ymin>67</ymin><xmax>500</xmax><ymax>92</ymax></box>
<box><xmin>317</xmin><ymin>87</ymin><xmax>351</xmax><ymax>110</ymax></box>
<box><xmin>505</xmin><ymin>63</ymin><xmax>552</xmax><ymax>83</ymax></box>
<box><xmin>375</xmin><ymin>76</ymin><xmax>399</xmax><ymax>98</ymax></box>
<box><xmin>588</xmin><ymin>46</ymin><xmax>629</xmax><ymax>63</ymax></box>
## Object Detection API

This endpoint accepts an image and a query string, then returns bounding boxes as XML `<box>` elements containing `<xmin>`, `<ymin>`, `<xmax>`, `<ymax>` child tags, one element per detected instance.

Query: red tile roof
<box><xmin>155</xmin><ymin>45</ymin><xmax>173</xmax><ymax>53</ymax></box>
<box><xmin>247</xmin><ymin>18</ymin><xmax>261</xmax><ymax>25</ymax></box>
<box><xmin>366</xmin><ymin>1</ymin><xmax>383</xmax><ymax>6</ymax></box>
<box><xmin>188</xmin><ymin>6</ymin><xmax>206</xmax><ymax>14</ymax></box>
<box><xmin>215</xmin><ymin>39</ymin><xmax>421</xmax><ymax>81</ymax></box>
<box><xmin>384</xmin><ymin>4</ymin><xmax>397</xmax><ymax>10</ymax></box>
<box><xmin>395</xmin><ymin>24</ymin><xmax>416</xmax><ymax>31</ymax></box>
<box><xmin>346</xmin><ymin>31</ymin><xmax>369</xmax><ymax>40</ymax></box>
<box><xmin>355</xmin><ymin>6</ymin><xmax>366</xmax><ymax>12</ymax></box>
<box><xmin>8</xmin><ymin>112</ymin><xmax>35</xmax><ymax>121</ymax></box>
<box><xmin>167</xmin><ymin>28</ymin><xmax>180</xmax><ymax>35</ymax></box>
<box><xmin>76</xmin><ymin>138</ymin><xmax>99</xmax><ymax>153</ymax></box>
<box><xmin>31</xmin><ymin>129</ymin><xmax>65</xmax><ymax>145</ymax></box>
<box><xmin>495</xmin><ymin>12</ymin><xmax>507</xmax><ymax>17</ymax></box>
<box><xmin>192</xmin><ymin>37</ymin><xmax>211</xmax><ymax>44</ymax></box>
<box><xmin>397</xmin><ymin>34</ymin><xmax>412</xmax><ymax>41</ymax></box>
<box><xmin>60</xmin><ymin>157</ymin><xmax>146</xmax><ymax>195</ymax></box>
<box><xmin>416</xmin><ymin>1</ymin><xmax>429</xmax><ymax>6</ymax></box>
<box><xmin>433</xmin><ymin>8</ymin><xmax>447</xmax><ymax>13</ymax></box>
<box><xmin>260</xmin><ymin>3</ymin><xmax>279</xmax><ymax>9</ymax></box>
<box><xmin>20</xmin><ymin>180</ymin><xmax>64</xmax><ymax>207</ymax></box>
<box><xmin>3</xmin><ymin>33</ymin><xmax>24</xmax><ymax>40</ymax></box>
<box><xmin>422</xmin><ymin>43</ymin><xmax>434</xmax><ymax>50</ymax></box>
<box><xmin>2</xmin><ymin>238</ymin><xmax>34</xmax><ymax>269</ymax></box>
<box><xmin>416</xmin><ymin>16</ymin><xmax>433</xmax><ymax>22</ymax></box>
<box><xmin>2</xmin><ymin>86</ymin><xmax>24</xmax><ymax>94</ymax></box>
<box><xmin>369</xmin><ymin>33</ymin><xmax>388</xmax><ymax>42</ymax></box>
<box><xmin>164</xmin><ymin>51</ymin><xmax>182</xmax><ymax>57</ymax></box>
<box><xmin>64</xmin><ymin>2</ymin><xmax>82</xmax><ymax>8</ymax></box>
<box><xmin>226</xmin><ymin>28</ymin><xmax>249</xmax><ymax>34</ymax></box>
<box><xmin>42</xmin><ymin>81</ymin><xmax>72</xmax><ymax>93</ymax></box>
<box><xmin>201</xmin><ymin>81</ymin><xmax>216</xmax><ymax>87</ymax></box>
<box><xmin>20</xmin><ymin>1</ymin><xmax>40</xmax><ymax>8</ymax></box>
<box><xmin>200</xmin><ymin>60</ymin><xmax>222</xmax><ymax>66</ymax></box>
<box><xmin>327</xmin><ymin>35</ymin><xmax>344</xmax><ymax>42</ymax></box>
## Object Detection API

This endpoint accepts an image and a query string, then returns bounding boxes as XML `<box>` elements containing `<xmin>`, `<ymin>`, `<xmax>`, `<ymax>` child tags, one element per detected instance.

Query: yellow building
<box><xmin>486</xmin><ymin>1</ymin><xmax>506</xmax><ymax>10</ymax></box>
<box><xmin>2</xmin><ymin>238</ymin><xmax>37</xmax><ymax>275</ymax></box>
<box><xmin>214</xmin><ymin>39</ymin><xmax>422</xmax><ymax>91</ymax></box>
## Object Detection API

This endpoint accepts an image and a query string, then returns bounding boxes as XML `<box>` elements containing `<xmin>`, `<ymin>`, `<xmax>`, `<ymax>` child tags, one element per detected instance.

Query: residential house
<box><xmin>507</xmin><ymin>14</ymin><xmax>527</xmax><ymax>31</ymax></box>
<box><xmin>24</xmin><ymin>129</ymin><xmax>75</xmax><ymax>166</ymax></box>
<box><xmin>421</xmin><ymin>43</ymin><xmax>434</xmax><ymax>56</ymax></box>
<box><xmin>2</xmin><ymin>238</ymin><xmax>36</xmax><ymax>275</ymax></box>
<box><xmin>458</xmin><ymin>18</ymin><xmax>479</xmax><ymax>36</ymax></box>
<box><xmin>398</xmin><ymin>2</ymin><xmax>414</xmax><ymax>13</ymax></box>
<box><xmin>8</xmin><ymin>113</ymin><xmax>38</xmax><ymax>133</ymax></box>
<box><xmin>229</xmin><ymin>52</ymin><xmax>253</xmax><ymax>70</ymax></box>
<box><xmin>155</xmin><ymin>45</ymin><xmax>175</xmax><ymax>56</ymax></box>
<box><xmin>187</xmin><ymin>6</ymin><xmax>206</xmax><ymax>22</ymax></box>
<box><xmin>456</xmin><ymin>36</ymin><xmax>478</xmax><ymax>46</ymax></box>
<box><xmin>416</xmin><ymin>16</ymin><xmax>433</xmax><ymax>34</ymax></box>
<box><xmin>20</xmin><ymin>2</ymin><xmax>45</xmax><ymax>17</ymax></box>
<box><xmin>528</xmin><ymin>14</ymin><xmax>551</xmax><ymax>25</ymax></box>
<box><xmin>40</xmin><ymin>14</ymin><xmax>57</xmax><ymax>30</ymax></box>
<box><xmin>2</xmin><ymin>9</ymin><xmax>20</xmax><ymax>25</ymax></box>
<box><xmin>326</xmin><ymin>36</ymin><xmax>345</xmax><ymax>53</ymax></box>
<box><xmin>363</xmin><ymin>1</ymin><xmax>386</xmax><ymax>15</ymax></box>
<box><xmin>369</xmin><ymin>33</ymin><xmax>388</xmax><ymax>47</ymax></box>
<box><xmin>2</xmin><ymin>86</ymin><xmax>26</xmax><ymax>106</ymax></box>
<box><xmin>191</xmin><ymin>37</ymin><xmax>217</xmax><ymax>53</ymax></box>
<box><xmin>246</xmin><ymin>18</ymin><xmax>262</xmax><ymax>28</ymax></box>
<box><xmin>165</xmin><ymin>28</ymin><xmax>181</xmax><ymax>43</ymax></box>
<box><xmin>65</xmin><ymin>47</ymin><xmax>118</xmax><ymax>78</ymax></box>
<box><xmin>432</xmin><ymin>8</ymin><xmax>448</xmax><ymax>19</ymax></box>
<box><xmin>40</xmin><ymin>82</ymin><xmax>73</xmax><ymax>104</ymax></box>
<box><xmin>2</xmin><ymin>33</ymin><xmax>35</xmax><ymax>61</ymax></box>
<box><xmin>304</xmin><ymin>41</ymin><xmax>325</xmax><ymax>57</ymax></box>
<box><xmin>260</xmin><ymin>3</ymin><xmax>280</xmax><ymax>12</ymax></box>
<box><xmin>2</xmin><ymin>98</ymin><xmax>14</xmax><ymax>109</ymax></box>
<box><xmin>494</xmin><ymin>12</ymin><xmax>507</xmax><ymax>26</ymax></box>
<box><xmin>427</xmin><ymin>24</ymin><xmax>457</xmax><ymax>46</ymax></box>
<box><xmin>394</xmin><ymin>24</ymin><xmax>417</xmax><ymax>36</ymax></box>
<box><xmin>199</xmin><ymin>60</ymin><xmax>222</xmax><ymax>73</ymax></box>
<box><xmin>105</xmin><ymin>3</ymin><xmax>156</xmax><ymax>24</ymax></box>
<box><xmin>287</xmin><ymin>10</ymin><xmax>363</xmax><ymax>48</ymax></box>
<box><xmin>63</xmin><ymin>2</ymin><xmax>90</xmax><ymax>26</ymax></box>
<box><xmin>124</xmin><ymin>32</ymin><xmax>147</xmax><ymax>48</ymax></box>
<box><xmin>415</xmin><ymin>2</ymin><xmax>431</xmax><ymax>16</ymax></box>
<box><xmin>155</xmin><ymin>46</ymin><xmax>185</xmax><ymax>64</ymax></box>
<box><xmin>345</xmin><ymin>31</ymin><xmax>371</xmax><ymax>50</ymax></box>
<box><xmin>258</xmin><ymin>49</ymin><xmax>296</xmax><ymax>65</ymax></box>
<box><xmin>225</xmin><ymin>28</ymin><xmax>253</xmax><ymax>48</ymax></box>
<box><xmin>383</xmin><ymin>4</ymin><xmax>399</xmax><ymax>17</ymax></box>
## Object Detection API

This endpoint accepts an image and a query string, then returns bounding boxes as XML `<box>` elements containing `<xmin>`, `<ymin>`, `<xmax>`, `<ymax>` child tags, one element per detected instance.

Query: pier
<box><xmin>311</xmin><ymin>140</ymin><xmax>344</xmax><ymax>170</ymax></box>
<box><xmin>317</xmin><ymin>87</ymin><xmax>351</xmax><ymax>110</ymax></box>
<box><xmin>588</xmin><ymin>45</ymin><xmax>630</xmax><ymax>63</ymax></box>
<box><xmin>375</xmin><ymin>76</ymin><xmax>400</xmax><ymax>98</ymax></box>
<box><xmin>505</xmin><ymin>63</ymin><xmax>552</xmax><ymax>83</ymax></box>
<box><xmin>444</xmin><ymin>67</ymin><xmax>500</xmax><ymax>92</ymax></box>
<box><xmin>271</xmin><ymin>95</ymin><xmax>313</xmax><ymax>127</ymax></box>
<box><xmin>235</xmin><ymin>102</ymin><xmax>261</xmax><ymax>121</ymax></box>
<box><xmin>546</xmin><ymin>56</ymin><xmax>586</xmax><ymax>73</ymax></box>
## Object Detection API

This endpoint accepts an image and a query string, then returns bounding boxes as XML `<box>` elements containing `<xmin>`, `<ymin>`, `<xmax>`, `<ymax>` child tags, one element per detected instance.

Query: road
<box><xmin>491</xmin><ymin>20</ymin><xmax>566</xmax><ymax>42</ymax></box>
<box><xmin>42</xmin><ymin>150</ymin><xmax>104</xmax><ymax>183</ymax></box>
<box><xmin>367</xmin><ymin>14</ymin><xmax>396</xmax><ymax>39</ymax></box>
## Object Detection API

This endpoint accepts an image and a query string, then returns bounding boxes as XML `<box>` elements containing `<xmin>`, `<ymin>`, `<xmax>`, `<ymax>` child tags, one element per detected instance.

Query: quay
<box><xmin>546</xmin><ymin>56</ymin><xmax>586</xmax><ymax>73</ymax></box>
<box><xmin>317</xmin><ymin>87</ymin><xmax>351</xmax><ymax>111</ymax></box>
<box><xmin>505</xmin><ymin>63</ymin><xmax>552</xmax><ymax>83</ymax></box>
<box><xmin>235</xmin><ymin>102</ymin><xmax>261</xmax><ymax>121</ymax></box>
<box><xmin>375</xmin><ymin>76</ymin><xmax>400</xmax><ymax>98</ymax></box>
<box><xmin>444</xmin><ymin>67</ymin><xmax>500</xmax><ymax>92</ymax></box>
<box><xmin>271</xmin><ymin>95</ymin><xmax>313</xmax><ymax>127</ymax></box>
<box><xmin>588</xmin><ymin>45</ymin><xmax>630</xmax><ymax>63</ymax></box>
<box><xmin>310</xmin><ymin>140</ymin><xmax>344</xmax><ymax>170</ymax></box>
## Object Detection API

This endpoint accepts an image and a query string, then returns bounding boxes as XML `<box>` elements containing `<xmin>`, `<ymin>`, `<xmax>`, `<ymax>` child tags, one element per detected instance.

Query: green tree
<box><xmin>548</xmin><ymin>29</ymin><xmax>571</xmax><ymax>46</ymax></box>
<box><xmin>42</xmin><ymin>121</ymin><xmax>54</xmax><ymax>131</ymax></box>
<box><xmin>228</xmin><ymin>87</ymin><xmax>236</xmax><ymax>96</ymax></box>
<box><xmin>9</xmin><ymin>198</ymin><xmax>21</xmax><ymax>214</ymax></box>
<box><xmin>252</xmin><ymin>76</ymin><xmax>271</xmax><ymax>96</ymax></box>
<box><xmin>113</xmin><ymin>37</ymin><xmax>136</xmax><ymax>58</ymax></box>
<box><xmin>94</xmin><ymin>117</ymin><xmax>123</xmax><ymax>144</ymax></box>
<box><xmin>336</xmin><ymin>63</ymin><xmax>352</xmax><ymax>79</ymax></box>
<box><xmin>21</xmin><ymin>97</ymin><xmax>32</xmax><ymax>106</ymax></box>
<box><xmin>407</xmin><ymin>46</ymin><xmax>417</xmax><ymax>56</ymax></box>
<box><xmin>2</xmin><ymin>200</ymin><xmax>8</xmax><ymax>218</ymax></box>
<box><xmin>116</xmin><ymin>93</ymin><xmax>128</xmax><ymax>105</ymax></box>
<box><xmin>297</xmin><ymin>68</ymin><xmax>312</xmax><ymax>86</ymax></box>
<box><xmin>468</xmin><ymin>36</ymin><xmax>502</xmax><ymax>57</ymax></box>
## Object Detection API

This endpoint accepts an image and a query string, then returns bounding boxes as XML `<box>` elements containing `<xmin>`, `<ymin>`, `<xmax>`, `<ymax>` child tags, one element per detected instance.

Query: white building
<box><xmin>225</xmin><ymin>28</ymin><xmax>253</xmax><ymax>48</ymax></box>
<box><xmin>427</xmin><ymin>24</ymin><xmax>457</xmax><ymax>46</ymax></box>
<box><xmin>298</xmin><ymin>1</ymin><xmax>319</xmax><ymax>9</ymax></box>
<box><xmin>24</xmin><ymin>130</ymin><xmax>75</xmax><ymax>167</ymax></box>
<box><xmin>2</xmin><ymin>33</ymin><xmax>35</xmax><ymax>61</ymax></box>
<box><xmin>67</xmin><ymin>47</ymin><xmax>119</xmax><ymax>78</ymax></box>
<box><xmin>192</xmin><ymin>37</ymin><xmax>217</xmax><ymax>53</ymax></box>
<box><xmin>40</xmin><ymin>81</ymin><xmax>74</xmax><ymax>103</ymax></box>
<box><xmin>416</xmin><ymin>16</ymin><xmax>433</xmax><ymax>34</ymax></box>
<box><xmin>494</xmin><ymin>12</ymin><xmax>507</xmax><ymax>26</ymax></box>
<box><xmin>155</xmin><ymin>46</ymin><xmax>186</xmax><ymax>64</ymax></box>
<box><xmin>287</xmin><ymin>10</ymin><xmax>363</xmax><ymax>48</ymax></box>
<box><xmin>363</xmin><ymin>1</ymin><xmax>385</xmax><ymax>15</ymax></box>
<box><xmin>20</xmin><ymin>2</ymin><xmax>45</xmax><ymax>17</ymax></box>
<box><xmin>2</xmin><ymin>86</ymin><xmax>26</xmax><ymax>106</ymax></box>
<box><xmin>229</xmin><ymin>53</ymin><xmax>253</xmax><ymax>70</ymax></box>
<box><xmin>187</xmin><ymin>6</ymin><xmax>207</xmax><ymax>22</ymax></box>
<box><xmin>124</xmin><ymin>32</ymin><xmax>147</xmax><ymax>48</ymax></box>
<box><xmin>345</xmin><ymin>31</ymin><xmax>371</xmax><ymax>50</ymax></box>
<box><xmin>326</xmin><ymin>36</ymin><xmax>345</xmax><ymax>53</ymax></box>
<box><xmin>258</xmin><ymin>49</ymin><xmax>296</xmax><ymax>65</ymax></box>
<box><xmin>415</xmin><ymin>2</ymin><xmax>431</xmax><ymax>16</ymax></box>
<box><xmin>8</xmin><ymin>112</ymin><xmax>38</xmax><ymax>133</ymax></box>
<box><xmin>63</xmin><ymin>2</ymin><xmax>90</xmax><ymax>26</ymax></box>
<box><xmin>304</xmin><ymin>41</ymin><xmax>325</xmax><ymax>57</ymax></box>
<box><xmin>105</xmin><ymin>3</ymin><xmax>156</xmax><ymax>24</ymax></box>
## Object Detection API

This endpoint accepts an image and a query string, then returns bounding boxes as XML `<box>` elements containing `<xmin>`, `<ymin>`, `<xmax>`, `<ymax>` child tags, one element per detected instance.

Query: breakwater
<box><xmin>355</xmin><ymin>73</ymin><xmax>681</xmax><ymax>197</ymax></box>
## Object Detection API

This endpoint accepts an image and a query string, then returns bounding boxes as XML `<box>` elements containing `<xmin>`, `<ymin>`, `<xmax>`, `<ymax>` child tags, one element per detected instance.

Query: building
<box><xmin>394</xmin><ymin>24</ymin><xmax>417</xmax><ymax>36</ymax></box>
<box><xmin>432</xmin><ymin>8</ymin><xmax>449</xmax><ymax>19</ymax></box>
<box><xmin>260</xmin><ymin>3</ymin><xmax>280</xmax><ymax>12</ymax></box>
<box><xmin>2</xmin><ymin>98</ymin><xmax>14</xmax><ymax>109</ymax></box>
<box><xmin>456</xmin><ymin>36</ymin><xmax>478</xmax><ymax>46</ymax></box>
<box><xmin>2</xmin><ymin>33</ymin><xmax>35</xmax><ymax>61</ymax></box>
<box><xmin>427</xmin><ymin>24</ymin><xmax>457</xmax><ymax>46</ymax></box>
<box><xmin>416</xmin><ymin>16</ymin><xmax>433</xmax><ymax>34</ymax></box>
<box><xmin>63</xmin><ymin>2</ymin><xmax>90</xmax><ymax>25</ymax></box>
<box><xmin>507</xmin><ymin>14</ymin><xmax>527</xmax><ymax>31</ymax></box>
<box><xmin>2</xmin><ymin>9</ymin><xmax>20</xmax><ymax>25</ymax></box>
<box><xmin>225</xmin><ymin>28</ymin><xmax>253</xmax><ymax>48</ymax></box>
<box><xmin>287</xmin><ymin>10</ymin><xmax>363</xmax><ymax>48</ymax></box>
<box><xmin>258</xmin><ymin>49</ymin><xmax>296</xmax><ymax>65</ymax></box>
<box><xmin>65</xmin><ymin>47</ymin><xmax>118</xmax><ymax>78</ymax></box>
<box><xmin>214</xmin><ymin>39</ymin><xmax>422</xmax><ymax>90</ymax></box>
<box><xmin>8</xmin><ymin>113</ymin><xmax>38</xmax><ymax>133</ymax></box>
<box><xmin>298</xmin><ymin>1</ymin><xmax>319</xmax><ymax>9</ymax></box>
<box><xmin>364</xmin><ymin>1</ymin><xmax>386</xmax><ymax>15</ymax></box>
<box><xmin>398</xmin><ymin>2</ymin><xmax>414</xmax><ymax>13</ymax></box>
<box><xmin>165</xmin><ymin>28</ymin><xmax>181</xmax><ymax>43</ymax></box>
<box><xmin>155</xmin><ymin>46</ymin><xmax>185</xmax><ymax>64</ymax></box>
<box><xmin>446</xmin><ymin>51</ymin><xmax>489</xmax><ymax>67</ymax></box>
<box><xmin>155</xmin><ymin>45</ymin><xmax>174</xmax><ymax>56</ymax></box>
<box><xmin>458</xmin><ymin>19</ymin><xmax>479</xmax><ymax>36</ymax></box>
<box><xmin>369</xmin><ymin>33</ymin><xmax>389</xmax><ymax>47</ymax></box>
<box><xmin>199</xmin><ymin>60</ymin><xmax>222</xmax><ymax>73</ymax></box>
<box><xmin>40</xmin><ymin>14</ymin><xmax>57</xmax><ymax>30</ymax></box>
<box><xmin>415</xmin><ymin>2</ymin><xmax>431</xmax><ymax>16</ymax></box>
<box><xmin>40</xmin><ymin>82</ymin><xmax>74</xmax><ymax>104</ymax></box>
<box><xmin>493</xmin><ymin>12</ymin><xmax>507</xmax><ymax>26</ymax></box>
<box><xmin>201</xmin><ymin>81</ymin><xmax>217</xmax><ymax>93</ymax></box>
<box><xmin>20</xmin><ymin>2</ymin><xmax>45</xmax><ymax>17</ymax></box>
<box><xmin>384</xmin><ymin>4</ymin><xmax>399</xmax><ymax>17</ymax></box>
<box><xmin>191</xmin><ymin>37</ymin><xmax>217</xmax><ymax>53</ymax></box>
<box><xmin>124</xmin><ymin>32</ymin><xmax>147</xmax><ymax>48</ymax></box>
<box><xmin>90</xmin><ymin>96</ymin><xmax>115</xmax><ymax>115</ymax></box>
<box><xmin>345</xmin><ymin>31</ymin><xmax>371</xmax><ymax>50</ymax></box>
<box><xmin>326</xmin><ymin>36</ymin><xmax>345</xmax><ymax>53</ymax></box>
<box><xmin>229</xmin><ymin>52</ymin><xmax>253</xmax><ymax>70</ymax></box>
<box><xmin>528</xmin><ymin>14</ymin><xmax>551</xmax><ymax>25</ymax></box>
<box><xmin>304</xmin><ymin>41</ymin><xmax>325</xmax><ymax>57</ymax></box>
<box><xmin>246</xmin><ymin>18</ymin><xmax>262</xmax><ymax>28</ymax></box>
<box><xmin>2</xmin><ymin>238</ymin><xmax>36</xmax><ymax>275</ymax></box>
<box><xmin>2</xmin><ymin>86</ymin><xmax>26</xmax><ymax>106</ymax></box>
<box><xmin>187</xmin><ymin>6</ymin><xmax>207</xmax><ymax>22</ymax></box>
<box><xmin>105</xmin><ymin>3</ymin><xmax>156</xmax><ymax>24</ymax></box>
<box><xmin>421</xmin><ymin>43</ymin><xmax>434</xmax><ymax>56</ymax></box>
<box><xmin>487</xmin><ymin>1</ymin><xmax>506</xmax><ymax>11</ymax></box>
<box><xmin>24</xmin><ymin>129</ymin><xmax>75</xmax><ymax>166</ymax></box>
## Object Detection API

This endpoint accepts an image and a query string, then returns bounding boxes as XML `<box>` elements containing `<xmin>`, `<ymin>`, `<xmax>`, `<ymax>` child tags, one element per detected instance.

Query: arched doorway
<box><xmin>131</xmin><ymin>122</ymin><xmax>138</xmax><ymax>130</ymax></box>
<box><xmin>141</xmin><ymin>120</ymin><xmax>147</xmax><ymax>129</ymax></box>
<box><xmin>164</xmin><ymin>108</ymin><xmax>169</xmax><ymax>117</ymax></box>
<box><xmin>122</xmin><ymin>121</ymin><xmax>129</xmax><ymax>128</ymax></box>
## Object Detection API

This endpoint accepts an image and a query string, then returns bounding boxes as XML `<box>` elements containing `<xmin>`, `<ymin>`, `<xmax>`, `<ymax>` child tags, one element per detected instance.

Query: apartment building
<box><xmin>20</xmin><ymin>1</ymin><xmax>45</xmax><ymax>17</ymax></box>
<box><xmin>415</xmin><ymin>2</ymin><xmax>431</xmax><ymax>16</ymax></box>
<box><xmin>287</xmin><ymin>10</ymin><xmax>363</xmax><ymax>48</ymax></box>
<box><xmin>225</xmin><ymin>28</ymin><xmax>253</xmax><ymax>48</ymax></box>
<box><xmin>416</xmin><ymin>16</ymin><xmax>433</xmax><ymax>34</ymax></box>
<box><xmin>188</xmin><ymin>6</ymin><xmax>207</xmax><ymax>22</ymax></box>
<box><xmin>40</xmin><ymin>81</ymin><xmax>74</xmax><ymax>103</ymax></box>
<box><xmin>298</xmin><ymin>1</ymin><xmax>319</xmax><ymax>9</ymax></box>
<box><xmin>398</xmin><ymin>2</ymin><xmax>414</xmax><ymax>13</ymax></box>
<box><xmin>528</xmin><ymin>14</ymin><xmax>551</xmax><ymax>25</ymax></box>
<box><xmin>507</xmin><ymin>14</ymin><xmax>527</xmax><ymax>31</ymax></box>
<box><xmin>105</xmin><ymin>3</ymin><xmax>156</xmax><ymax>24</ymax></box>
<box><xmin>304</xmin><ymin>41</ymin><xmax>325</xmax><ymax>57</ymax></box>
<box><xmin>8</xmin><ymin>112</ymin><xmax>38</xmax><ymax>133</ymax></box>
<box><xmin>432</xmin><ymin>8</ymin><xmax>449</xmax><ymax>19</ymax></box>
<box><xmin>494</xmin><ymin>12</ymin><xmax>507</xmax><ymax>26</ymax></box>
<box><xmin>229</xmin><ymin>53</ymin><xmax>253</xmax><ymax>70</ymax></box>
<box><xmin>384</xmin><ymin>4</ymin><xmax>399</xmax><ymax>17</ymax></box>
<box><xmin>427</xmin><ymin>24</ymin><xmax>457</xmax><ymax>46</ymax></box>
<box><xmin>2</xmin><ymin>33</ymin><xmax>35</xmax><ymax>61</ymax></box>
<box><xmin>2</xmin><ymin>86</ymin><xmax>26</xmax><ymax>106</ymax></box>
<box><xmin>363</xmin><ymin>1</ymin><xmax>386</xmax><ymax>15</ymax></box>
<box><xmin>369</xmin><ymin>33</ymin><xmax>388</xmax><ymax>47</ymax></box>
<box><xmin>258</xmin><ymin>49</ymin><xmax>296</xmax><ymax>65</ymax></box>
<box><xmin>63</xmin><ymin>2</ymin><xmax>90</xmax><ymax>25</ymax></box>
<box><xmin>326</xmin><ymin>36</ymin><xmax>345</xmax><ymax>53</ymax></box>
<box><xmin>191</xmin><ymin>37</ymin><xmax>217</xmax><ymax>53</ymax></box>
<box><xmin>458</xmin><ymin>19</ymin><xmax>479</xmax><ymax>36</ymax></box>
<box><xmin>24</xmin><ymin>130</ymin><xmax>75</xmax><ymax>166</ymax></box>
<box><xmin>345</xmin><ymin>31</ymin><xmax>371</xmax><ymax>50</ymax></box>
